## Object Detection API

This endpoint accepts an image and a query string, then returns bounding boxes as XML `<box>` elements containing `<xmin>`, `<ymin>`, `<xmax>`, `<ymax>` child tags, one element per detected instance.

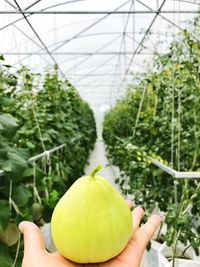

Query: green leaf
<box><xmin>0</xmin><ymin>245</ymin><xmax>13</xmax><ymax>267</ymax></box>
<box><xmin>21</xmin><ymin>167</ymin><xmax>34</xmax><ymax>178</ymax></box>
<box><xmin>0</xmin><ymin>114</ymin><xmax>18</xmax><ymax>129</ymax></box>
<box><xmin>12</xmin><ymin>186</ymin><xmax>32</xmax><ymax>207</ymax></box>
<box><xmin>0</xmin><ymin>200</ymin><xmax>10</xmax><ymax>230</ymax></box>
<box><xmin>0</xmin><ymin>114</ymin><xmax>18</xmax><ymax>137</ymax></box>
<box><xmin>2</xmin><ymin>161</ymin><xmax>12</xmax><ymax>172</ymax></box>
<box><xmin>11</xmin><ymin>148</ymin><xmax>30</xmax><ymax>161</ymax></box>
<box><xmin>2</xmin><ymin>152</ymin><xmax>28</xmax><ymax>178</ymax></box>
<box><xmin>8</xmin><ymin>151</ymin><xmax>27</xmax><ymax>164</ymax></box>
<box><xmin>1</xmin><ymin>97</ymin><xmax>16</xmax><ymax>108</ymax></box>
<box><xmin>26</xmin><ymin>141</ymin><xmax>35</xmax><ymax>149</ymax></box>
<box><xmin>35</xmin><ymin>165</ymin><xmax>46</xmax><ymax>182</ymax></box>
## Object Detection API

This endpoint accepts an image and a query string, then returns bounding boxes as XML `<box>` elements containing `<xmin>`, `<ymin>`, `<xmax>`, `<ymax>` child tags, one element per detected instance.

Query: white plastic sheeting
<box><xmin>0</xmin><ymin>0</ymin><xmax>199</xmax><ymax>110</ymax></box>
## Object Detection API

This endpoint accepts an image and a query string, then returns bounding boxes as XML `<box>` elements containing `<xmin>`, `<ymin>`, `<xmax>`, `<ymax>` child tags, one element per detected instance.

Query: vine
<box><xmin>0</xmin><ymin>59</ymin><xmax>96</xmax><ymax>266</ymax></box>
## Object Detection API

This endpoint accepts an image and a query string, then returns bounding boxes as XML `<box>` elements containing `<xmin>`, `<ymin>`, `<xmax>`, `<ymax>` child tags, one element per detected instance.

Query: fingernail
<box><xmin>18</xmin><ymin>222</ymin><xmax>24</xmax><ymax>233</ymax></box>
<box><xmin>135</xmin><ymin>206</ymin><xmax>143</xmax><ymax>211</ymax></box>
<box><xmin>139</xmin><ymin>206</ymin><xmax>144</xmax><ymax>212</ymax></box>
<box><xmin>149</xmin><ymin>215</ymin><xmax>161</xmax><ymax>224</ymax></box>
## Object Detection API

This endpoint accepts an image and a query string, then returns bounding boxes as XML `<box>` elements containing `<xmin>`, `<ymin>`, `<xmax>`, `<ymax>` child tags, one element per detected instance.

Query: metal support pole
<box><xmin>148</xmin><ymin>157</ymin><xmax>200</xmax><ymax>179</ymax></box>
<box><xmin>28</xmin><ymin>144</ymin><xmax>66</xmax><ymax>162</ymax></box>
<box><xmin>0</xmin><ymin>10</ymin><xmax>199</xmax><ymax>14</ymax></box>
<box><xmin>0</xmin><ymin>143</ymin><xmax>66</xmax><ymax>176</ymax></box>
<box><xmin>0</xmin><ymin>52</ymin><xmax>153</xmax><ymax>55</ymax></box>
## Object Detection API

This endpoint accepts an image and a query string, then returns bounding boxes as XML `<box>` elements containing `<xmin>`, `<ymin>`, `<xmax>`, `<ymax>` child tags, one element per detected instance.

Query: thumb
<box><xmin>19</xmin><ymin>221</ymin><xmax>46</xmax><ymax>256</ymax></box>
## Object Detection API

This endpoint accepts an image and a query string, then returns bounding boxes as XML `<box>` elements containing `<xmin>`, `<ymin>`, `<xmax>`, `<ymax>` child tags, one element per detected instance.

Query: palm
<box><xmin>20</xmin><ymin>207</ymin><xmax>160</xmax><ymax>267</ymax></box>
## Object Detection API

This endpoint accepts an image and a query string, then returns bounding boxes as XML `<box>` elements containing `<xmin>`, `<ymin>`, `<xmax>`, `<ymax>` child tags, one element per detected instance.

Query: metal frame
<box><xmin>28</xmin><ymin>144</ymin><xmax>66</xmax><ymax>162</ymax></box>
<box><xmin>1</xmin><ymin>0</ymin><xmax>199</xmax><ymax>90</ymax></box>
<box><xmin>0</xmin><ymin>10</ymin><xmax>199</xmax><ymax>14</ymax></box>
<box><xmin>51</xmin><ymin>0</ymin><xmax>131</xmax><ymax>53</ymax></box>
<box><xmin>0</xmin><ymin>52</ymin><xmax>153</xmax><ymax>55</ymax></box>
<box><xmin>0</xmin><ymin>144</ymin><xmax>66</xmax><ymax>177</ymax></box>
<box><xmin>2</xmin><ymin>153</ymin><xmax>200</xmax><ymax>178</ymax></box>
<box><xmin>149</xmin><ymin>157</ymin><xmax>200</xmax><ymax>179</ymax></box>
<box><xmin>118</xmin><ymin>0</ymin><xmax>167</xmax><ymax>91</ymax></box>
<box><xmin>1</xmin><ymin>0</ymin><xmax>189</xmax><ymax>75</ymax></box>
<box><xmin>172</xmin><ymin>0</ymin><xmax>200</xmax><ymax>6</ymax></box>
<box><xmin>0</xmin><ymin>0</ymin><xmax>86</xmax><ymax>31</ymax></box>
<box><xmin>13</xmin><ymin>0</ymin><xmax>66</xmax><ymax>79</ymax></box>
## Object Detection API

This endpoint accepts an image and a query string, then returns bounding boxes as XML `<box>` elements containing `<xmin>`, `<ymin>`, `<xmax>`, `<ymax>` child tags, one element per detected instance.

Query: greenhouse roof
<box><xmin>0</xmin><ymin>0</ymin><xmax>199</xmax><ymax>111</ymax></box>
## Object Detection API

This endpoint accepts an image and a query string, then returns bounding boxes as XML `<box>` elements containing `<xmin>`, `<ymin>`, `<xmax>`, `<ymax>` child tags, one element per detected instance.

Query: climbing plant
<box><xmin>103</xmin><ymin>15</ymin><xmax>200</xmax><ymax>260</ymax></box>
<box><xmin>0</xmin><ymin>57</ymin><xmax>96</xmax><ymax>266</ymax></box>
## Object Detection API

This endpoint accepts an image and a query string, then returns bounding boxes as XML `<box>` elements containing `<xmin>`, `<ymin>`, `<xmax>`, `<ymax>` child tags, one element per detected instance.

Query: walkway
<box><xmin>84</xmin><ymin>139</ymin><xmax>120</xmax><ymax>192</ymax></box>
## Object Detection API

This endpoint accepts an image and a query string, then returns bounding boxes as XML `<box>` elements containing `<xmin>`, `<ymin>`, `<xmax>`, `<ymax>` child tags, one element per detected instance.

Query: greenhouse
<box><xmin>0</xmin><ymin>0</ymin><xmax>200</xmax><ymax>266</ymax></box>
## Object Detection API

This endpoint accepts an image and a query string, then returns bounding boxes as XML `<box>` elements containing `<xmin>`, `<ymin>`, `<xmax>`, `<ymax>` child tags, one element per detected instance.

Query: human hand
<box><xmin>19</xmin><ymin>206</ymin><xmax>161</xmax><ymax>267</ymax></box>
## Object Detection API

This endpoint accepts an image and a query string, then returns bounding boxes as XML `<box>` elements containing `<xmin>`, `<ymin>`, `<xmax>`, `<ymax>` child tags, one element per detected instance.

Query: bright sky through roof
<box><xmin>0</xmin><ymin>0</ymin><xmax>199</xmax><ymax>111</ymax></box>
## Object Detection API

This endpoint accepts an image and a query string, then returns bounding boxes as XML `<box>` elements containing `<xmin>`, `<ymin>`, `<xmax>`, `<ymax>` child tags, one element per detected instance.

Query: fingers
<box><xmin>132</xmin><ymin>207</ymin><xmax>144</xmax><ymax>232</ymax></box>
<box><xmin>125</xmin><ymin>199</ymin><xmax>132</xmax><ymax>209</ymax></box>
<box><xmin>116</xmin><ymin>213</ymin><xmax>161</xmax><ymax>267</ymax></box>
<box><xmin>19</xmin><ymin>221</ymin><xmax>46</xmax><ymax>256</ymax></box>
<box><xmin>125</xmin><ymin>200</ymin><xmax>145</xmax><ymax>232</ymax></box>
<box><xmin>133</xmin><ymin>214</ymin><xmax>161</xmax><ymax>251</ymax></box>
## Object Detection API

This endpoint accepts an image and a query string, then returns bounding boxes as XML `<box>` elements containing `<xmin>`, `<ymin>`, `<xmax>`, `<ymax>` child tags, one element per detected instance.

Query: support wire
<box><xmin>117</xmin><ymin>0</ymin><xmax>167</xmax><ymax>92</ymax></box>
<box><xmin>51</xmin><ymin>0</ymin><xmax>132</xmax><ymax>52</ymax></box>
<box><xmin>13</xmin><ymin>0</ymin><xmax>66</xmax><ymax>79</ymax></box>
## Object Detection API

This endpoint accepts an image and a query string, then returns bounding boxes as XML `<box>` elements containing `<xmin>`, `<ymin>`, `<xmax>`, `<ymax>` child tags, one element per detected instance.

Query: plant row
<box><xmin>0</xmin><ymin>59</ymin><xmax>96</xmax><ymax>266</ymax></box>
<box><xmin>103</xmin><ymin>15</ymin><xmax>200</xmax><ymax>262</ymax></box>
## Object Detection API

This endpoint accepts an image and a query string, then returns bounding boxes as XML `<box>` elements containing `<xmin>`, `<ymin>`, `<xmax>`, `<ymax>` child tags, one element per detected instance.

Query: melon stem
<box><xmin>89</xmin><ymin>164</ymin><xmax>102</xmax><ymax>178</ymax></box>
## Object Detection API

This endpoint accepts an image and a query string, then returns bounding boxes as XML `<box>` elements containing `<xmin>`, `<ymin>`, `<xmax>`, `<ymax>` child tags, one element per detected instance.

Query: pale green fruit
<box><xmin>51</xmin><ymin>164</ymin><xmax>133</xmax><ymax>263</ymax></box>
<box><xmin>0</xmin><ymin>222</ymin><xmax>20</xmax><ymax>246</ymax></box>
<box><xmin>32</xmin><ymin>202</ymin><xmax>43</xmax><ymax>221</ymax></box>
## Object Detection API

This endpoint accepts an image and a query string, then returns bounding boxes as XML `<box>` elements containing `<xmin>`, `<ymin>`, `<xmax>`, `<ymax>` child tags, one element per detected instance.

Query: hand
<box><xmin>19</xmin><ymin>206</ymin><xmax>161</xmax><ymax>267</ymax></box>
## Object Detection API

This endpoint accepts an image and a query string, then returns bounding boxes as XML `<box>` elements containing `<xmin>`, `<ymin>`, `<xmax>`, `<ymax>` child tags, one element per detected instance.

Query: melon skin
<box><xmin>51</xmin><ymin>175</ymin><xmax>133</xmax><ymax>263</ymax></box>
<box><xmin>0</xmin><ymin>223</ymin><xmax>20</xmax><ymax>247</ymax></box>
